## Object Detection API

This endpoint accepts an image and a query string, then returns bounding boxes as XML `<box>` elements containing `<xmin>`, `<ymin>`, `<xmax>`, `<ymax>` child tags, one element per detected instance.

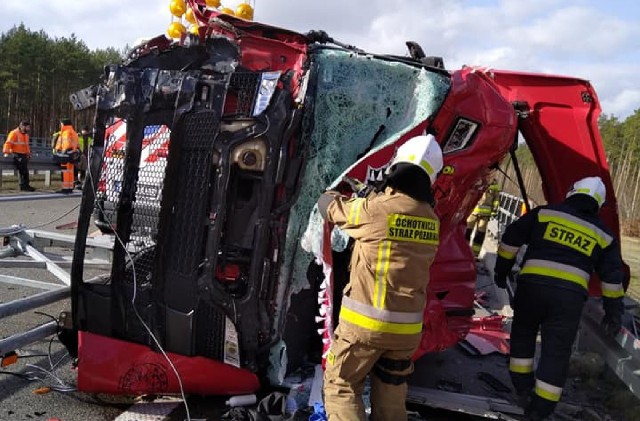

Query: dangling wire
<box><xmin>86</xmin><ymin>122</ymin><xmax>191</xmax><ymax>420</ymax></box>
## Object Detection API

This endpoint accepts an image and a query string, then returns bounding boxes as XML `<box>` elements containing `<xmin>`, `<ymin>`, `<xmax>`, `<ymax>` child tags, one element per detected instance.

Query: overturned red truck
<box><xmin>62</xmin><ymin>1</ymin><xmax>628</xmax><ymax>395</ymax></box>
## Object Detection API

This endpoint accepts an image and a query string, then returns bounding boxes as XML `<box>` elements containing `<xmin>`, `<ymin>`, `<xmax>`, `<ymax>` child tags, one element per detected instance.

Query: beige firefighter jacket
<box><xmin>472</xmin><ymin>182</ymin><xmax>500</xmax><ymax>217</ymax></box>
<box><xmin>324</xmin><ymin>187</ymin><xmax>440</xmax><ymax>350</ymax></box>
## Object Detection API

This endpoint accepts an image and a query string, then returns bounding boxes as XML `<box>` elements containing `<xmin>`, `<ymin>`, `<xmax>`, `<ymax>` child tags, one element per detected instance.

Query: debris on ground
<box><xmin>477</xmin><ymin>372</ymin><xmax>511</xmax><ymax>393</ymax></box>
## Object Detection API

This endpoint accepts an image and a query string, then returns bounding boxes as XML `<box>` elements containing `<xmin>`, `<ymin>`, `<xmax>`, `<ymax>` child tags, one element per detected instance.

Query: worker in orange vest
<box><xmin>52</xmin><ymin>119</ymin><xmax>80</xmax><ymax>194</ymax></box>
<box><xmin>54</xmin><ymin>119</ymin><xmax>80</xmax><ymax>154</ymax></box>
<box><xmin>3</xmin><ymin>120</ymin><xmax>35</xmax><ymax>191</ymax></box>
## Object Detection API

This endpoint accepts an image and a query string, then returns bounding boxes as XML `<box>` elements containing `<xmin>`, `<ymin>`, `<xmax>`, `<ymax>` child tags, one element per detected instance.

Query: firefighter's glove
<box><xmin>494</xmin><ymin>273</ymin><xmax>507</xmax><ymax>289</ymax></box>
<box><xmin>602</xmin><ymin>297</ymin><xmax>624</xmax><ymax>337</ymax></box>
<box><xmin>342</xmin><ymin>176</ymin><xmax>370</xmax><ymax>197</ymax></box>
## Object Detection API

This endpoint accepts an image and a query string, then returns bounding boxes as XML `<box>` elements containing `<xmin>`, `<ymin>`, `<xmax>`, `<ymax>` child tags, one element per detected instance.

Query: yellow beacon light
<box><xmin>219</xmin><ymin>7</ymin><xmax>235</xmax><ymax>16</ymax></box>
<box><xmin>185</xmin><ymin>7</ymin><xmax>197</xmax><ymax>24</ymax></box>
<box><xmin>235</xmin><ymin>2</ymin><xmax>254</xmax><ymax>20</ymax></box>
<box><xmin>169</xmin><ymin>0</ymin><xmax>187</xmax><ymax>17</ymax></box>
<box><xmin>167</xmin><ymin>21</ymin><xmax>186</xmax><ymax>39</ymax></box>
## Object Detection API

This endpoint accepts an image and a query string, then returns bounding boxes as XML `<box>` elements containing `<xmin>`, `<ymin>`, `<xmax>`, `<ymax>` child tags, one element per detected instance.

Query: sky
<box><xmin>2</xmin><ymin>0</ymin><xmax>639</xmax><ymax>119</ymax></box>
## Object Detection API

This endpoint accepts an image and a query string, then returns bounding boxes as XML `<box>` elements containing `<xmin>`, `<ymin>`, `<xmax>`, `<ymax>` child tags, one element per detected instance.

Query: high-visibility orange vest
<box><xmin>54</xmin><ymin>125</ymin><xmax>79</xmax><ymax>152</ymax></box>
<box><xmin>3</xmin><ymin>128</ymin><xmax>31</xmax><ymax>155</ymax></box>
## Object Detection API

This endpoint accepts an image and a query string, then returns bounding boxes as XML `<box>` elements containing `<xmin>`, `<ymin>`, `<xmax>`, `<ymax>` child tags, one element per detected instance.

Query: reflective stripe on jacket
<box><xmin>55</xmin><ymin>125</ymin><xmax>79</xmax><ymax>152</ymax></box>
<box><xmin>325</xmin><ymin>187</ymin><xmax>439</xmax><ymax>349</ymax></box>
<box><xmin>79</xmin><ymin>134</ymin><xmax>93</xmax><ymax>153</ymax></box>
<box><xmin>3</xmin><ymin>128</ymin><xmax>30</xmax><ymax>155</ymax></box>
<box><xmin>494</xmin><ymin>202</ymin><xmax>624</xmax><ymax>298</ymax></box>
<box><xmin>472</xmin><ymin>183</ymin><xmax>500</xmax><ymax>216</ymax></box>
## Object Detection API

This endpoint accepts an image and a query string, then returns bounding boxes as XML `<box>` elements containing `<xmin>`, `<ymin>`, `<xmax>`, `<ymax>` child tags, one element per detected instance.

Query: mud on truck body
<box><xmin>62</xmin><ymin>1</ymin><xmax>629</xmax><ymax>395</ymax></box>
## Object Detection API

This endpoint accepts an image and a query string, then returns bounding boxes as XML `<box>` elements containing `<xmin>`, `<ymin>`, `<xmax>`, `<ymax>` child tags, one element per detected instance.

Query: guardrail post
<box><xmin>491</xmin><ymin>193</ymin><xmax>525</xmax><ymax>240</ymax></box>
<box><xmin>0</xmin><ymin>287</ymin><xmax>70</xmax><ymax>319</ymax></box>
<box><xmin>0</xmin><ymin>321</ymin><xmax>59</xmax><ymax>356</ymax></box>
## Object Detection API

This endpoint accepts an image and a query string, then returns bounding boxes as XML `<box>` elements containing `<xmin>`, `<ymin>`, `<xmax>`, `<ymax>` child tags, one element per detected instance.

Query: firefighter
<box><xmin>465</xmin><ymin>178</ymin><xmax>501</xmax><ymax>257</ymax></box>
<box><xmin>318</xmin><ymin>134</ymin><xmax>443</xmax><ymax>421</ymax></box>
<box><xmin>3</xmin><ymin>120</ymin><xmax>35</xmax><ymax>191</ymax></box>
<box><xmin>493</xmin><ymin>176</ymin><xmax>625</xmax><ymax>420</ymax></box>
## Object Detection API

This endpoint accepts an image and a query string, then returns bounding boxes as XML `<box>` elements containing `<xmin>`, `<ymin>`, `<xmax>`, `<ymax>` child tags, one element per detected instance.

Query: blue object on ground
<box><xmin>309</xmin><ymin>402</ymin><xmax>327</xmax><ymax>421</ymax></box>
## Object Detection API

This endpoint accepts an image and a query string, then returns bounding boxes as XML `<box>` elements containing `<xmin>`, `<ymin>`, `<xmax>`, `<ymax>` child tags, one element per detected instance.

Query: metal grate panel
<box><xmin>165</xmin><ymin>112</ymin><xmax>218</xmax><ymax>275</ymax></box>
<box><xmin>94</xmin><ymin>121</ymin><xmax>171</xmax><ymax>245</ymax></box>
<box><xmin>195</xmin><ymin>302</ymin><xmax>226</xmax><ymax>360</ymax></box>
<box><xmin>228</xmin><ymin>72</ymin><xmax>260</xmax><ymax>116</ymax></box>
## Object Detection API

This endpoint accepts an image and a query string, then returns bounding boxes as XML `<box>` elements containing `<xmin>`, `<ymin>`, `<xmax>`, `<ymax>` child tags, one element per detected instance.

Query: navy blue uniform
<box><xmin>494</xmin><ymin>197</ymin><xmax>624</xmax><ymax>419</ymax></box>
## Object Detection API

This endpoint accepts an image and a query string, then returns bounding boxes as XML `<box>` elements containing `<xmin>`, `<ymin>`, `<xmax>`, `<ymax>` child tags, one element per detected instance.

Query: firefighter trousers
<box><xmin>323</xmin><ymin>326</ymin><xmax>416</xmax><ymax>421</ymax></box>
<box><xmin>465</xmin><ymin>214</ymin><xmax>490</xmax><ymax>256</ymax></box>
<box><xmin>509</xmin><ymin>281</ymin><xmax>585</xmax><ymax>418</ymax></box>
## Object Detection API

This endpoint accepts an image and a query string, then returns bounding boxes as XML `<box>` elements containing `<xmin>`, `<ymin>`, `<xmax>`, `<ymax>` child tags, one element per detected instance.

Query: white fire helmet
<box><xmin>388</xmin><ymin>134</ymin><xmax>443</xmax><ymax>184</ymax></box>
<box><xmin>566</xmin><ymin>176</ymin><xmax>606</xmax><ymax>207</ymax></box>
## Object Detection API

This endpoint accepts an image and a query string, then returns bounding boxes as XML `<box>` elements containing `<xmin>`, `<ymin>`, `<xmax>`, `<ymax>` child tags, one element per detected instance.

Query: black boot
<box><xmin>526</xmin><ymin>395</ymin><xmax>556</xmax><ymax>420</ymax></box>
<box><xmin>526</xmin><ymin>409</ymin><xmax>554</xmax><ymax>420</ymax></box>
<box><xmin>465</xmin><ymin>228</ymin><xmax>472</xmax><ymax>241</ymax></box>
<box><xmin>516</xmin><ymin>390</ymin><xmax>531</xmax><ymax>409</ymax></box>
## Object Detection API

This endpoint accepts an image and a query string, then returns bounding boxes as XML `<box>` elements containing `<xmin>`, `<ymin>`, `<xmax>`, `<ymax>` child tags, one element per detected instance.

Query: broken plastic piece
<box><xmin>436</xmin><ymin>379</ymin><xmax>463</xmax><ymax>393</ymax></box>
<box><xmin>310</xmin><ymin>401</ymin><xmax>328</xmax><ymax>421</ymax></box>
<box><xmin>267</xmin><ymin>340</ymin><xmax>288</xmax><ymax>386</ymax></box>
<box><xmin>477</xmin><ymin>372</ymin><xmax>511</xmax><ymax>393</ymax></box>
<box><xmin>1</xmin><ymin>351</ymin><xmax>18</xmax><ymax>368</ymax></box>
<box><xmin>225</xmin><ymin>394</ymin><xmax>257</xmax><ymax>407</ymax></box>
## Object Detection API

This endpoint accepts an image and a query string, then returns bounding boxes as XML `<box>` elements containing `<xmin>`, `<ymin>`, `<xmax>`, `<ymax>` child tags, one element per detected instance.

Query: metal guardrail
<box><xmin>488</xmin><ymin>192</ymin><xmax>524</xmax><ymax>240</ymax></box>
<box><xmin>0</xmin><ymin>146</ymin><xmax>59</xmax><ymax>166</ymax></box>
<box><xmin>579</xmin><ymin>299</ymin><xmax>640</xmax><ymax>401</ymax></box>
<box><xmin>1</xmin><ymin>138</ymin><xmax>66</xmax><ymax>188</ymax></box>
<box><xmin>1</xmin><ymin>136</ymin><xmax>54</xmax><ymax>157</ymax></box>
<box><xmin>0</xmin><ymin>226</ymin><xmax>114</xmax><ymax>357</ymax></box>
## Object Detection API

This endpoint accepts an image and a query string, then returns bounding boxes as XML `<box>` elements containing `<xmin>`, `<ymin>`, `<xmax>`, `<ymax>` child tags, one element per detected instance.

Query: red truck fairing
<box><xmin>487</xmin><ymin>70</ymin><xmax>630</xmax><ymax>292</ymax></box>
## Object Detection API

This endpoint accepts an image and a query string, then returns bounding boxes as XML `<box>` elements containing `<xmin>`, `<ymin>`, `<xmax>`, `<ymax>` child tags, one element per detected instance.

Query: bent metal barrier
<box><xmin>0</xmin><ymin>225</ymin><xmax>113</xmax><ymax>357</ymax></box>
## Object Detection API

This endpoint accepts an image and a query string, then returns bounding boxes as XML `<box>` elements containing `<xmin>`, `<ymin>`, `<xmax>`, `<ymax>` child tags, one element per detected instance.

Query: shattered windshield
<box><xmin>281</xmin><ymin>48</ymin><xmax>451</xmax><ymax>293</ymax></box>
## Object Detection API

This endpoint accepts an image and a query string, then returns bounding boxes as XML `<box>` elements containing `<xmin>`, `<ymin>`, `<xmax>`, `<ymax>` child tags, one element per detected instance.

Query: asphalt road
<box><xmin>0</xmin><ymin>194</ymin><xmax>127</xmax><ymax>420</ymax></box>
